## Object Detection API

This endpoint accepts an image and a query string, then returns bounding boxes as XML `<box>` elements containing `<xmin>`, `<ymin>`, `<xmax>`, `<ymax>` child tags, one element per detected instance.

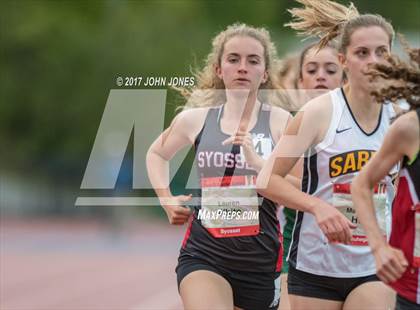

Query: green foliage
<box><xmin>0</xmin><ymin>0</ymin><xmax>418</xmax><ymax>182</ymax></box>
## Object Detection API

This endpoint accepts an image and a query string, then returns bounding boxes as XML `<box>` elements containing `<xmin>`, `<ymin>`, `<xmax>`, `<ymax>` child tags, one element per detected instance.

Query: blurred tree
<box><xmin>0</xmin><ymin>0</ymin><xmax>418</xmax><ymax>187</ymax></box>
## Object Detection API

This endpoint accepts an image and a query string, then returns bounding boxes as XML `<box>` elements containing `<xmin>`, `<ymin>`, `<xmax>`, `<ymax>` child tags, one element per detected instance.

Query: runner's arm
<box><xmin>146</xmin><ymin>108</ymin><xmax>206</xmax><ymax>201</ymax></box>
<box><xmin>271</xmin><ymin>108</ymin><xmax>303</xmax><ymax>189</ymax></box>
<box><xmin>257</xmin><ymin>97</ymin><xmax>356</xmax><ymax>243</ymax></box>
<box><xmin>353</xmin><ymin>112</ymin><xmax>417</xmax><ymax>251</ymax></box>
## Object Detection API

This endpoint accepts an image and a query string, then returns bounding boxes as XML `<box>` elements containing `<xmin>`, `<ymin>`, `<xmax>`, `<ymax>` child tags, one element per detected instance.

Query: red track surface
<box><xmin>0</xmin><ymin>217</ymin><xmax>185</xmax><ymax>310</ymax></box>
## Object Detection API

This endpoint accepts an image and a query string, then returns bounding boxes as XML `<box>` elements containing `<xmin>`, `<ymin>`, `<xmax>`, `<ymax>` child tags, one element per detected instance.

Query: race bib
<box><xmin>252</xmin><ymin>133</ymin><xmax>272</xmax><ymax>160</ymax></box>
<box><xmin>200</xmin><ymin>175</ymin><xmax>260</xmax><ymax>238</ymax></box>
<box><xmin>333</xmin><ymin>183</ymin><xmax>388</xmax><ymax>246</ymax></box>
<box><xmin>413</xmin><ymin>204</ymin><xmax>420</xmax><ymax>267</ymax></box>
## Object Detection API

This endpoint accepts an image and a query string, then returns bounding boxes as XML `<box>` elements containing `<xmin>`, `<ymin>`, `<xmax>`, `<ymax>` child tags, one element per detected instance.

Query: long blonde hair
<box><xmin>286</xmin><ymin>0</ymin><xmax>394</xmax><ymax>53</ymax></box>
<box><xmin>178</xmin><ymin>23</ymin><xmax>284</xmax><ymax>109</ymax></box>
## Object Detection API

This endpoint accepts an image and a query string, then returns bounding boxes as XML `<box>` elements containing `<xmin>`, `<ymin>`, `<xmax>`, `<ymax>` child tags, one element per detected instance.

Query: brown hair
<box><xmin>286</xmin><ymin>0</ymin><xmax>394</xmax><ymax>53</ymax></box>
<box><xmin>276</xmin><ymin>53</ymin><xmax>300</xmax><ymax>111</ymax></box>
<box><xmin>367</xmin><ymin>36</ymin><xmax>419</xmax><ymax>110</ymax></box>
<box><xmin>278</xmin><ymin>53</ymin><xmax>300</xmax><ymax>89</ymax></box>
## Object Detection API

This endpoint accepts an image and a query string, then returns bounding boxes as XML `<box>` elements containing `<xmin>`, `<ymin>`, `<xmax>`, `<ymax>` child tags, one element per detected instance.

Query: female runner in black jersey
<box><xmin>147</xmin><ymin>23</ymin><xmax>298</xmax><ymax>310</ymax></box>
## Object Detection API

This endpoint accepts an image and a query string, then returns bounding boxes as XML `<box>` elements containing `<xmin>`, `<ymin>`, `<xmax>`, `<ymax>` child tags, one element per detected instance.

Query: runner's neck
<box><xmin>223</xmin><ymin>91</ymin><xmax>261</xmax><ymax>132</ymax></box>
<box><xmin>343</xmin><ymin>84</ymin><xmax>382</xmax><ymax>125</ymax></box>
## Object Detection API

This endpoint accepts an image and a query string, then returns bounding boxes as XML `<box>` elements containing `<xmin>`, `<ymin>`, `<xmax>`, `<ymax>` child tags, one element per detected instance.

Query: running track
<box><xmin>0</xmin><ymin>217</ymin><xmax>185</xmax><ymax>310</ymax></box>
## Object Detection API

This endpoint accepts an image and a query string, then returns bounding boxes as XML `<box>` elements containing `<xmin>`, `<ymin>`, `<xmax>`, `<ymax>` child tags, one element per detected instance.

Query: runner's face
<box><xmin>216</xmin><ymin>36</ymin><xmax>268</xmax><ymax>92</ymax></box>
<box><xmin>340</xmin><ymin>26</ymin><xmax>390</xmax><ymax>91</ymax></box>
<box><xmin>300</xmin><ymin>47</ymin><xmax>343</xmax><ymax>91</ymax></box>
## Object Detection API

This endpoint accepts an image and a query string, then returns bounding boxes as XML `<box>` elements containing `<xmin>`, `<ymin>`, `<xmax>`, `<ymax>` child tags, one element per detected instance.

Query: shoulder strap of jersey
<box><xmin>252</xmin><ymin>103</ymin><xmax>271</xmax><ymax>136</ymax></box>
<box><xmin>194</xmin><ymin>107</ymin><xmax>220</xmax><ymax>149</ymax></box>
<box><xmin>401</xmin><ymin>108</ymin><xmax>420</xmax><ymax>168</ymax></box>
<box><xmin>314</xmin><ymin>88</ymin><xmax>344</xmax><ymax>152</ymax></box>
<box><xmin>407</xmin><ymin>108</ymin><xmax>420</xmax><ymax>165</ymax></box>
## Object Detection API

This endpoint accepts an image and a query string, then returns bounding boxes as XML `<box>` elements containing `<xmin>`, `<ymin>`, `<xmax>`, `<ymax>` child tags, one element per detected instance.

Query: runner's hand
<box><xmin>373</xmin><ymin>244</ymin><xmax>408</xmax><ymax>283</ymax></box>
<box><xmin>222</xmin><ymin>131</ymin><xmax>263</xmax><ymax>171</ymax></box>
<box><xmin>160</xmin><ymin>194</ymin><xmax>193</xmax><ymax>225</ymax></box>
<box><xmin>313</xmin><ymin>202</ymin><xmax>357</xmax><ymax>244</ymax></box>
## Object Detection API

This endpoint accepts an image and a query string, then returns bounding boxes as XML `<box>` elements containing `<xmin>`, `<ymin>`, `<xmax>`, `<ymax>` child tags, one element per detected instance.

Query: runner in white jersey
<box><xmin>258</xmin><ymin>1</ymin><xmax>401</xmax><ymax>309</ymax></box>
<box><xmin>290</xmin><ymin>86</ymin><xmax>397</xmax><ymax>277</ymax></box>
